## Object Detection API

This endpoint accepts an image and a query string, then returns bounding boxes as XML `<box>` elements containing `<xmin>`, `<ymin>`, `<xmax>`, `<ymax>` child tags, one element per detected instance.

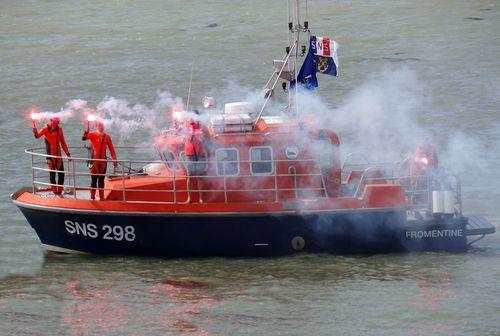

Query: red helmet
<box><xmin>96</xmin><ymin>121</ymin><xmax>105</xmax><ymax>131</ymax></box>
<box><xmin>49</xmin><ymin>117</ymin><xmax>60</xmax><ymax>128</ymax></box>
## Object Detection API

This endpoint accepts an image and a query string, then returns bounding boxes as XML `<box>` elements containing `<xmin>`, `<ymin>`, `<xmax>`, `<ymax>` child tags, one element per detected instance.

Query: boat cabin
<box><xmin>104</xmin><ymin>102</ymin><xmax>342</xmax><ymax>203</ymax></box>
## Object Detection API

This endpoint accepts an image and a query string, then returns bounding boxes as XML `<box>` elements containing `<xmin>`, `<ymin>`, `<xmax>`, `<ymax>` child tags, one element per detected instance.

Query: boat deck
<box><xmin>35</xmin><ymin>189</ymin><xmax>95</xmax><ymax>201</ymax></box>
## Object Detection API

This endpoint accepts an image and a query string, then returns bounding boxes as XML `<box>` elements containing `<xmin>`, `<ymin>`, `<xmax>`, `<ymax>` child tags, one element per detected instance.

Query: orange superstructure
<box><xmin>145</xmin><ymin>114</ymin><xmax>344</xmax><ymax>204</ymax></box>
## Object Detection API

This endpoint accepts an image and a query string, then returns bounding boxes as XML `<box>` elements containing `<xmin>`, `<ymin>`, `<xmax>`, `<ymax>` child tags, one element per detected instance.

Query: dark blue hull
<box><xmin>16</xmin><ymin>205</ymin><xmax>468</xmax><ymax>256</ymax></box>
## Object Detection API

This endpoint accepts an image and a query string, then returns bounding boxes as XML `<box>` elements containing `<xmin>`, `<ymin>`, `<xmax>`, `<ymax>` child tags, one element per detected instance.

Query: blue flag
<box><xmin>291</xmin><ymin>37</ymin><xmax>318</xmax><ymax>90</ymax></box>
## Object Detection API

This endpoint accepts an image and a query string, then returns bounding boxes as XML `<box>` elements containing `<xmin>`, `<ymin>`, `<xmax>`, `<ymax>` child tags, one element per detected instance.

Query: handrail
<box><xmin>26</xmin><ymin>146</ymin><xmax>330</xmax><ymax>204</ymax></box>
<box><xmin>341</xmin><ymin>152</ymin><xmax>370</xmax><ymax>170</ymax></box>
<box><xmin>24</xmin><ymin>146</ymin><xmax>463</xmax><ymax>213</ymax></box>
<box><xmin>341</xmin><ymin>151</ymin><xmax>401</xmax><ymax>176</ymax></box>
<box><xmin>288</xmin><ymin>166</ymin><xmax>298</xmax><ymax>198</ymax></box>
<box><xmin>353</xmin><ymin>173</ymin><xmax>462</xmax><ymax>215</ymax></box>
<box><xmin>25</xmin><ymin>147</ymin><xmax>325</xmax><ymax>165</ymax></box>
<box><xmin>254</xmin><ymin>42</ymin><xmax>297</xmax><ymax>127</ymax></box>
<box><xmin>353</xmin><ymin>166</ymin><xmax>380</xmax><ymax>198</ymax></box>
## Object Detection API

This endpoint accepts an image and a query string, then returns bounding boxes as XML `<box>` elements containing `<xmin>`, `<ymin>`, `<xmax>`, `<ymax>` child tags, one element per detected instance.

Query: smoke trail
<box><xmin>320</xmin><ymin>67</ymin><xmax>497</xmax><ymax>181</ymax></box>
<box><xmin>93</xmin><ymin>92</ymin><xmax>185</xmax><ymax>139</ymax></box>
<box><xmin>440</xmin><ymin>131</ymin><xmax>495</xmax><ymax>178</ymax></box>
<box><xmin>31</xmin><ymin>99</ymin><xmax>88</xmax><ymax>123</ymax></box>
<box><xmin>26</xmin><ymin>68</ymin><xmax>494</xmax><ymax>183</ymax></box>
<box><xmin>323</xmin><ymin>67</ymin><xmax>428</xmax><ymax>162</ymax></box>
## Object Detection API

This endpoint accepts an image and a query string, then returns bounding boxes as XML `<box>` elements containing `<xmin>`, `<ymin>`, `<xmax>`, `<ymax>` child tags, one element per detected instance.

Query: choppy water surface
<box><xmin>1</xmin><ymin>1</ymin><xmax>499</xmax><ymax>335</ymax></box>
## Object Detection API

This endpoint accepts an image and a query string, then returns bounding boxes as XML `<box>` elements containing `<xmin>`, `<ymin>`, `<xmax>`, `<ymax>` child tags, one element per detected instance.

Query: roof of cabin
<box><xmin>154</xmin><ymin>114</ymin><xmax>323</xmax><ymax>147</ymax></box>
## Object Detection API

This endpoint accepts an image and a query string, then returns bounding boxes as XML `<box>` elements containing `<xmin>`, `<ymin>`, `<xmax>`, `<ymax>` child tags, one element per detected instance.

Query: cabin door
<box><xmin>316</xmin><ymin>137</ymin><xmax>341</xmax><ymax>197</ymax></box>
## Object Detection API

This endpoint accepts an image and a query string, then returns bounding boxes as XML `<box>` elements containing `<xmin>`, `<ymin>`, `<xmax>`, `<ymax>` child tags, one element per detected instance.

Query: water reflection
<box><xmin>0</xmin><ymin>253</ymin><xmax>474</xmax><ymax>335</ymax></box>
<box><xmin>416</xmin><ymin>268</ymin><xmax>455</xmax><ymax>306</ymax></box>
<box><xmin>63</xmin><ymin>280</ymin><xmax>128</xmax><ymax>334</ymax></box>
<box><xmin>57</xmin><ymin>262</ymin><xmax>219</xmax><ymax>335</ymax></box>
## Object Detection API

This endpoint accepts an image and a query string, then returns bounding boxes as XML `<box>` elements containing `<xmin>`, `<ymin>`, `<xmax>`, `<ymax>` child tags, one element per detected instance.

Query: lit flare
<box><xmin>202</xmin><ymin>96</ymin><xmax>215</xmax><ymax>108</ymax></box>
<box><xmin>30</xmin><ymin>112</ymin><xmax>40</xmax><ymax>127</ymax></box>
<box><xmin>28</xmin><ymin>106</ymin><xmax>41</xmax><ymax>126</ymax></box>
<box><xmin>172</xmin><ymin>110</ymin><xmax>183</xmax><ymax>121</ymax></box>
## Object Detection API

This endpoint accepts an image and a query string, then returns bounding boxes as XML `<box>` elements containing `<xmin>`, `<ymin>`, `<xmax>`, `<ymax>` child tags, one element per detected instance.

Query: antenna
<box><xmin>186</xmin><ymin>57</ymin><xmax>195</xmax><ymax>112</ymax></box>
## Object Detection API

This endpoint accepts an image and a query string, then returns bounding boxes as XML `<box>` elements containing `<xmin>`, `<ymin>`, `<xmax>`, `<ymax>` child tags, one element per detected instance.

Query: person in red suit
<box><xmin>408</xmin><ymin>141</ymin><xmax>440</xmax><ymax>206</ymax></box>
<box><xmin>33</xmin><ymin>117</ymin><xmax>71</xmax><ymax>195</ymax></box>
<box><xmin>82</xmin><ymin>121</ymin><xmax>117</xmax><ymax>200</ymax></box>
<box><xmin>183</xmin><ymin>110</ymin><xmax>207</xmax><ymax>202</ymax></box>
<box><xmin>410</xmin><ymin>142</ymin><xmax>439</xmax><ymax>177</ymax></box>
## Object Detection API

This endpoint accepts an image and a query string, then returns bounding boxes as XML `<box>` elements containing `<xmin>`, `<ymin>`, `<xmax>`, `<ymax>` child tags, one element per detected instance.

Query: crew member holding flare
<box><xmin>82</xmin><ymin>114</ymin><xmax>117</xmax><ymax>200</ymax></box>
<box><xmin>32</xmin><ymin>114</ymin><xmax>71</xmax><ymax>196</ymax></box>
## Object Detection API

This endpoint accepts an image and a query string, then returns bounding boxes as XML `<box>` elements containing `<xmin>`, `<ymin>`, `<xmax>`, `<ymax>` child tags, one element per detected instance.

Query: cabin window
<box><xmin>250</xmin><ymin>146</ymin><xmax>273</xmax><ymax>175</ymax></box>
<box><xmin>216</xmin><ymin>148</ymin><xmax>239</xmax><ymax>176</ymax></box>
<box><xmin>163</xmin><ymin>150</ymin><xmax>180</xmax><ymax>171</ymax></box>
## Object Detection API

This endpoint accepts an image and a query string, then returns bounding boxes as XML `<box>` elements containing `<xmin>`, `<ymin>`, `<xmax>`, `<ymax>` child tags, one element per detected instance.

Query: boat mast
<box><xmin>293</xmin><ymin>0</ymin><xmax>300</xmax><ymax>120</ymax></box>
<box><xmin>253</xmin><ymin>0</ymin><xmax>306</xmax><ymax>127</ymax></box>
<box><xmin>290</xmin><ymin>0</ymin><xmax>308</xmax><ymax>119</ymax></box>
<box><xmin>287</xmin><ymin>0</ymin><xmax>292</xmax><ymax>111</ymax></box>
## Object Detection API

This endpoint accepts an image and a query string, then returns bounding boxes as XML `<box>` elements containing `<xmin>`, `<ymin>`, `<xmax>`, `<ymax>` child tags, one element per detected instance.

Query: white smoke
<box><xmin>31</xmin><ymin>99</ymin><xmax>88</xmax><ymax>123</ymax></box>
<box><xmin>94</xmin><ymin>94</ymin><xmax>175</xmax><ymax>138</ymax></box>
<box><xmin>440</xmin><ymin>131</ymin><xmax>493</xmax><ymax>178</ymax></box>
<box><xmin>292</xmin><ymin>67</ymin><xmax>494</xmax><ymax>183</ymax></box>
<box><xmin>324</xmin><ymin>68</ymin><xmax>428</xmax><ymax>162</ymax></box>
<box><xmin>26</xmin><ymin>69</ymin><xmax>494</xmax><ymax>183</ymax></box>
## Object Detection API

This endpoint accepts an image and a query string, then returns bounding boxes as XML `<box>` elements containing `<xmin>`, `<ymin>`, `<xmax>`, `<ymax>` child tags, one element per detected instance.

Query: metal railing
<box><xmin>26</xmin><ymin>146</ymin><xmax>329</xmax><ymax>204</ymax></box>
<box><xmin>351</xmin><ymin>166</ymin><xmax>462</xmax><ymax>215</ymax></box>
<box><xmin>25</xmin><ymin>147</ymin><xmax>462</xmax><ymax>213</ymax></box>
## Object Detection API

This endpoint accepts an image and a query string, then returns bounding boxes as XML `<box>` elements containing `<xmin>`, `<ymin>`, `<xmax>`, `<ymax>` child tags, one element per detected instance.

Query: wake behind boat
<box><xmin>11</xmin><ymin>1</ymin><xmax>495</xmax><ymax>256</ymax></box>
